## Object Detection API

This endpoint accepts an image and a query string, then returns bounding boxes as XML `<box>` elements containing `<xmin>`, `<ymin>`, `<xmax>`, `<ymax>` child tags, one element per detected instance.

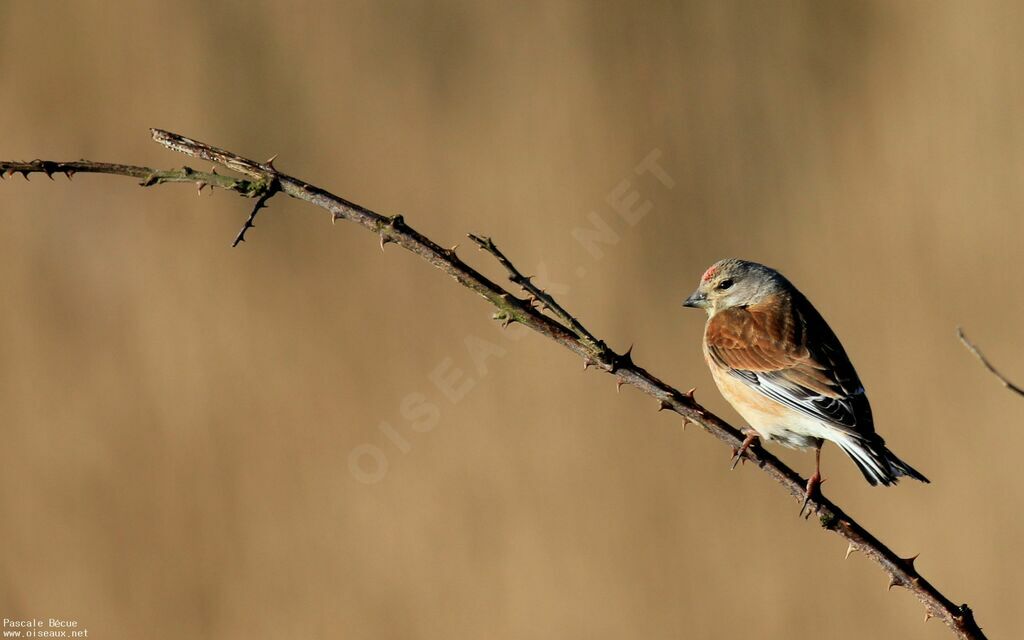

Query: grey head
<box><xmin>682</xmin><ymin>258</ymin><xmax>789</xmax><ymax>316</ymax></box>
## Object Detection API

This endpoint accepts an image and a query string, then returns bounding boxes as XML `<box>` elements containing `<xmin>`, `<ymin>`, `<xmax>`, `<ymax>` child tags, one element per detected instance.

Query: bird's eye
<box><xmin>717</xmin><ymin>279</ymin><xmax>734</xmax><ymax>290</ymax></box>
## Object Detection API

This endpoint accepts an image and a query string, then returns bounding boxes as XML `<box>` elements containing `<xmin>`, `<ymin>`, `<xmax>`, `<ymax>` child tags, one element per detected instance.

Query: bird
<box><xmin>681</xmin><ymin>258</ymin><xmax>928</xmax><ymax>514</ymax></box>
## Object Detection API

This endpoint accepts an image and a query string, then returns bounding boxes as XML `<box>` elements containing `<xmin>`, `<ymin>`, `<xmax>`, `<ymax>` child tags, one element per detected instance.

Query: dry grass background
<box><xmin>1</xmin><ymin>1</ymin><xmax>1022</xmax><ymax>638</ymax></box>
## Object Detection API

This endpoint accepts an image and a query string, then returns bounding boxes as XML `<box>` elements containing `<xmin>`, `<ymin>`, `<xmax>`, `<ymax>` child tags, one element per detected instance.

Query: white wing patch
<box><xmin>730</xmin><ymin>368</ymin><xmax>862</xmax><ymax>429</ymax></box>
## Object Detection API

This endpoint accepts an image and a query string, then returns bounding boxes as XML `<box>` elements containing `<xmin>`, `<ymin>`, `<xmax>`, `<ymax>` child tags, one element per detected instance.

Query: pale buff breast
<box><xmin>704</xmin><ymin>349</ymin><xmax>827</xmax><ymax>450</ymax></box>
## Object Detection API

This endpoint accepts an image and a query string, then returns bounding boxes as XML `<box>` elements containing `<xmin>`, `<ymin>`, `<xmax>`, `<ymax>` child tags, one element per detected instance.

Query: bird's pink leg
<box><xmin>799</xmin><ymin>443</ymin><xmax>824</xmax><ymax>518</ymax></box>
<box><xmin>730</xmin><ymin>432</ymin><xmax>760</xmax><ymax>470</ymax></box>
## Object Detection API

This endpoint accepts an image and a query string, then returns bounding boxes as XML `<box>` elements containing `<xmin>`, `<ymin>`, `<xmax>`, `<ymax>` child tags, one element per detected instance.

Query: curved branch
<box><xmin>957</xmin><ymin>327</ymin><xmax>1024</xmax><ymax>398</ymax></box>
<box><xmin>0</xmin><ymin>131</ymin><xmax>987</xmax><ymax>640</ymax></box>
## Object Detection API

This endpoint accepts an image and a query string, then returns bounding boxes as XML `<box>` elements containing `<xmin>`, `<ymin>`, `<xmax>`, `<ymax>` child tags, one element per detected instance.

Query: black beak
<box><xmin>682</xmin><ymin>289</ymin><xmax>708</xmax><ymax>309</ymax></box>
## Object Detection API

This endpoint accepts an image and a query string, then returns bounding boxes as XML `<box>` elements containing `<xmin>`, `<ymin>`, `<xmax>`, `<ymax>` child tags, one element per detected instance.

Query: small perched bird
<box><xmin>682</xmin><ymin>259</ymin><xmax>928</xmax><ymax>513</ymax></box>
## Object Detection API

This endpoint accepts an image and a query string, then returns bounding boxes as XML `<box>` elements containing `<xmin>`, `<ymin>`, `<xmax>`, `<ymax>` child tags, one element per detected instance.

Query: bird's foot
<box><xmin>730</xmin><ymin>433</ymin><xmax>760</xmax><ymax>470</ymax></box>
<box><xmin>799</xmin><ymin>471</ymin><xmax>824</xmax><ymax>519</ymax></box>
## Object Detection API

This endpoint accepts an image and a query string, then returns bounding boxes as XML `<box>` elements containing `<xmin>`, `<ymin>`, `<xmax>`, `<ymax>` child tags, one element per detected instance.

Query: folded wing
<box><xmin>705</xmin><ymin>292</ymin><xmax>873</xmax><ymax>436</ymax></box>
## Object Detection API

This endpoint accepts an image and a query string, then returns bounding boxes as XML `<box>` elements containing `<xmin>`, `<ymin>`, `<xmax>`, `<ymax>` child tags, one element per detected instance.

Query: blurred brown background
<box><xmin>1</xmin><ymin>1</ymin><xmax>1021</xmax><ymax>638</ymax></box>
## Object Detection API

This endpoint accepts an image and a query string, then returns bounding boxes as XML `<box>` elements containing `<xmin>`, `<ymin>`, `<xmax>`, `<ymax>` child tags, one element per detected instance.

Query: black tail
<box><xmin>885</xmin><ymin>449</ymin><xmax>930</xmax><ymax>484</ymax></box>
<box><xmin>835</xmin><ymin>435</ymin><xmax>930</xmax><ymax>487</ymax></box>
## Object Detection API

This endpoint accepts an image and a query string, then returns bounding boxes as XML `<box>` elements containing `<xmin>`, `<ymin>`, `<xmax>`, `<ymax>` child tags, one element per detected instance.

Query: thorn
<box><xmin>467</xmin><ymin>233</ymin><xmax>490</xmax><ymax>249</ymax></box>
<box><xmin>64</xmin><ymin>170</ymin><xmax>75</xmax><ymax>180</ymax></box>
<box><xmin>380</xmin><ymin>235</ymin><xmax>394</xmax><ymax>251</ymax></box>
<box><xmin>19</xmin><ymin>170</ymin><xmax>30</xmax><ymax>180</ymax></box>
<box><xmin>902</xmin><ymin>554</ymin><xmax>919</xmax><ymax>571</ymax></box>
<box><xmin>196</xmin><ymin>181</ymin><xmax>207</xmax><ymax>195</ymax></box>
<box><xmin>582</xmin><ymin>358</ymin><xmax>595</xmax><ymax>370</ymax></box>
<box><xmin>956</xmin><ymin>604</ymin><xmax>974</xmax><ymax>622</ymax></box>
<box><xmin>332</xmin><ymin>211</ymin><xmax>344</xmax><ymax>223</ymax></box>
<box><xmin>845</xmin><ymin>543</ymin><xmax>857</xmax><ymax>560</ymax></box>
<box><xmin>616</xmin><ymin>379</ymin><xmax>625</xmax><ymax>393</ymax></box>
<box><xmin>389</xmin><ymin>214</ymin><xmax>405</xmax><ymax>228</ymax></box>
<box><xmin>683</xmin><ymin>387</ymin><xmax>697</xmax><ymax>400</ymax></box>
<box><xmin>447</xmin><ymin>243</ymin><xmax>459</xmax><ymax>255</ymax></box>
<box><xmin>681</xmin><ymin>418</ymin><xmax>691</xmax><ymax>431</ymax></box>
<box><xmin>266</xmin><ymin>154</ymin><xmax>278</xmax><ymax>169</ymax></box>
<box><xmin>610</xmin><ymin>345</ymin><xmax>635</xmax><ymax>372</ymax></box>
<box><xmin>35</xmin><ymin>161</ymin><xmax>57</xmax><ymax>180</ymax></box>
<box><xmin>887</xmin><ymin>575</ymin><xmax>901</xmax><ymax>592</ymax></box>
<box><xmin>924</xmin><ymin>613</ymin><xmax>932</xmax><ymax>623</ymax></box>
<box><xmin>657</xmin><ymin>400</ymin><xmax>672</xmax><ymax>412</ymax></box>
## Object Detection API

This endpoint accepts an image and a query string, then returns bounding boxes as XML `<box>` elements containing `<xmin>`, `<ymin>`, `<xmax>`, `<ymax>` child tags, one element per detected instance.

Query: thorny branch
<box><xmin>232</xmin><ymin>176</ymin><xmax>280</xmax><ymax>247</ymax></box>
<box><xmin>466</xmin><ymin>233</ymin><xmax>604</xmax><ymax>349</ymax></box>
<box><xmin>0</xmin><ymin>132</ymin><xmax>986</xmax><ymax>640</ymax></box>
<box><xmin>0</xmin><ymin>158</ymin><xmax>259</xmax><ymax>194</ymax></box>
<box><xmin>957</xmin><ymin>327</ymin><xmax>1024</xmax><ymax>398</ymax></box>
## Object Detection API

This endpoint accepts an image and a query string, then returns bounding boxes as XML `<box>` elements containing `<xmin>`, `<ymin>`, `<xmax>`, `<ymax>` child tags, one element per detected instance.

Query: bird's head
<box><xmin>682</xmin><ymin>258</ymin><xmax>785</xmax><ymax>316</ymax></box>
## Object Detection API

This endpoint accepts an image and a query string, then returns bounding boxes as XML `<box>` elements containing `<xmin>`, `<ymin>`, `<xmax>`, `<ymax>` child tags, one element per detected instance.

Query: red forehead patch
<box><xmin>701</xmin><ymin>265</ymin><xmax>718</xmax><ymax>282</ymax></box>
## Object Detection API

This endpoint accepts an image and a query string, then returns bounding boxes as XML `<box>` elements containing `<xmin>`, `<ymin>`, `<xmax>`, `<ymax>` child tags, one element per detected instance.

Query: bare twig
<box><xmin>957</xmin><ymin>327</ymin><xmax>1024</xmax><ymax>397</ymax></box>
<box><xmin>467</xmin><ymin>233</ymin><xmax>605</xmax><ymax>349</ymax></box>
<box><xmin>0</xmin><ymin>131</ymin><xmax>986</xmax><ymax>640</ymax></box>
<box><xmin>232</xmin><ymin>177</ymin><xmax>280</xmax><ymax>247</ymax></box>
